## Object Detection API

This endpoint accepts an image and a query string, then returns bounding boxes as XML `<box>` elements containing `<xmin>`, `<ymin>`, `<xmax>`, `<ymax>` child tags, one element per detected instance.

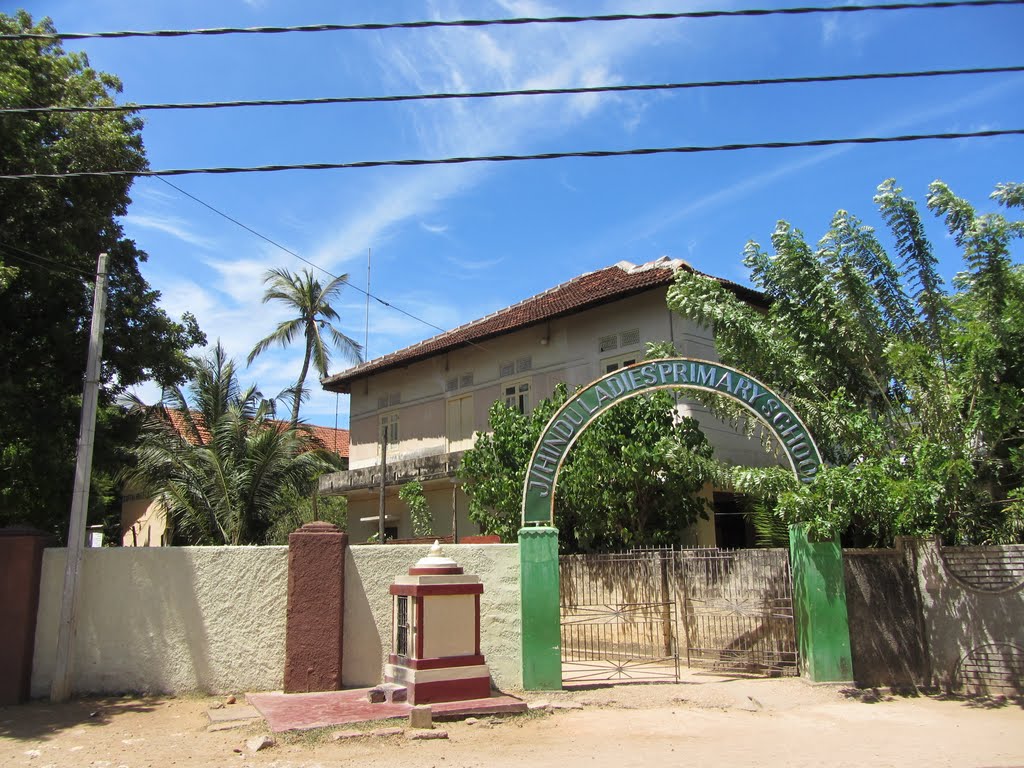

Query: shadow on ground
<box><xmin>0</xmin><ymin>696</ymin><xmax>163</xmax><ymax>742</ymax></box>
<box><xmin>840</xmin><ymin>686</ymin><xmax>1024</xmax><ymax>710</ymax></box>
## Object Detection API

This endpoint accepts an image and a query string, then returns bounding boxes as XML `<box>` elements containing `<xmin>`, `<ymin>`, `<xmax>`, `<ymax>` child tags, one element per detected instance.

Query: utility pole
<box><xmin>52</xmin><ymin>253</ymin><xmax>109</xmax><ymax>702</ymax></box>
<box><xmin>378</xmin><ymin>424</ymin><xmax>388</xmax><ymax>543</ymax></box>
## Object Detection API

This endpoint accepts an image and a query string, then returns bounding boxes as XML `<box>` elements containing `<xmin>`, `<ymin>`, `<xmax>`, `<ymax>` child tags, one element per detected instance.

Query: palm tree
<box><xmin>247</xmin><ymin>267</ymin><xmax>363</xmax><ymax>424</ymax></box>
<box><xmin>122</xmin><ymin>342</ymin><xmax>335</xmax><ymax>545</ymax></box>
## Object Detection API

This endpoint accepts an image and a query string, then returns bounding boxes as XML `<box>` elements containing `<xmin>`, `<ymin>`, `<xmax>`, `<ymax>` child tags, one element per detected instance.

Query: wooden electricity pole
<box><xmin>51</xmin><ymin>253</ymin><xmax>109</xmax><ymax>702</ymax></box>
<box><xmin>378</xmin><ymin>424</ymin><xmax>388</xmax><ymax>543</ymax></box>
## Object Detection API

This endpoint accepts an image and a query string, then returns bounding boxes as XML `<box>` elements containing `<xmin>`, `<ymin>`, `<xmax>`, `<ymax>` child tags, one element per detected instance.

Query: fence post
<box><xmin>789</xmin><ymin>524</ymin><xmax>853</xmax><ymax>682</ymax></box>
<box><xmin>519</xmin><ymin>526</ymin><xmax>562</xmax><ymax>690</ymax></box>
<box><xmin>0</xmin><ymin>527</ymin><xmax>54</xmax><ymax>704</ymax></box>
<box><xmin>285</xmin><ymin>522</ymin><xmax>348</xmax><ymax>692</ymax></box>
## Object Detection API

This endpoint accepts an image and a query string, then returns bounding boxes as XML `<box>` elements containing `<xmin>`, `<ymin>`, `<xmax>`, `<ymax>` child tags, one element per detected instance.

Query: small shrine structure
<box><xmin>384</xmin><ymin>541</ymin><xmax>491</xmax><ymax>704</ymax></box>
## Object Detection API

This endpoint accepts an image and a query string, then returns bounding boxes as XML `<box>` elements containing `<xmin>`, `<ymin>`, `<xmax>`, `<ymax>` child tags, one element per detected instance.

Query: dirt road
<box><xmin>2</xmin><ymin>675</ymin><xmax>1022</xmax><ymax>768</ymax></box>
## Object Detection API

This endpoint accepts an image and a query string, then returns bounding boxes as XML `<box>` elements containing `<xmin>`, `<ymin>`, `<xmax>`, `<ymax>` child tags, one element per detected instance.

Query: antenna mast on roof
<box><xmin>364</xmin><ymin>248</ymin><xmax>371</xmax><ymax>360</ymax></box>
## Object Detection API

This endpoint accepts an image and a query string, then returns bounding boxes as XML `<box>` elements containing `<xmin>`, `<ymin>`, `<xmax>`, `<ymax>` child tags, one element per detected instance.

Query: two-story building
<box><xmin>320</xmin><ymin>257</ymin><xmax>785</xmax><ymax>546</ymax></box>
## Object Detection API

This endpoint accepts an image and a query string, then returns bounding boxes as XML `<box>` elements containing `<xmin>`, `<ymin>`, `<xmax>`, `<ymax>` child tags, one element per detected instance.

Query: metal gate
<box><xmin>560</xmin><ymin>547</ymin><xmax>797</xmax><ymax>683</ymax></box>
<box><xmin>559</xmin><ymin>550</ymin><xmax>679</xmax><ymax>683</ymax></box>
<box><xmin>676</xmin><ymin>547</ymin><xmax>797</xmax><ymax>676</ymax></box>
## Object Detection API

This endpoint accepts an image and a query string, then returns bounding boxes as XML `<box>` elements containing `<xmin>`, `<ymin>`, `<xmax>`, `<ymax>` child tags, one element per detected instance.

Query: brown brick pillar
<box><xmin>284</xmin><ymin>521</ymin><xmax>348</xmax><ymax>693</ymax></box>
<box><xmin>0</xmin><ymin>527</ymin><xmax>54</xmax><ymax>704</ymax></box>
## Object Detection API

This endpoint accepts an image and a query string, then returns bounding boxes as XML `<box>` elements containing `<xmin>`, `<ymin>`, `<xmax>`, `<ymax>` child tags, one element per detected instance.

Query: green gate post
<box><xmin>519</xmin><ymin>526</ymin><xmax>562</xmax><ymax>690</ymax></box>
<box><xmin>789</xmin><ymin>524</ymin><xmax>853</xmax><ymax>682</ymax></box>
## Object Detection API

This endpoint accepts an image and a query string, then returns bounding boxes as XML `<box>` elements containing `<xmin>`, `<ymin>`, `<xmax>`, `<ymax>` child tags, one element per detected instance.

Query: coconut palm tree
<box><xmin>122</xmin><ymin>342</ymin><xmax>334</xmax><ymax>545</ymax></box>
<box><xmin>247</xmin><ymin>267</ymin><xmax>363</xmax><ymax>425</ymax></box>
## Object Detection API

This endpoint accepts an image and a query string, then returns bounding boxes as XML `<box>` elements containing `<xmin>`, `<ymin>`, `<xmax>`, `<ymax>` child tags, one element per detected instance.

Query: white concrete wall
<box><xmin>32</xmin><ymin>542</ymin><xmax>522</xmax><ymax>697</ymax></box>
<box><xmin>32</xmin><ymin>547</ymin><xmax>289</xmax><ymax>697</ymax></box>
<box><xmin>343</xmin><ymin>543</ymin><xmax>521</xmax><ymax>691</ymax></box>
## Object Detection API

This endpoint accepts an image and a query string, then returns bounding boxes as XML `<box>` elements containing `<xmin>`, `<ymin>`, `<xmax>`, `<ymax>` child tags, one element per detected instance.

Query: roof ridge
<box><xmin>330</xmin><ymin>260</ymin><xmax>653</xmax><ymax>379</ymax></box>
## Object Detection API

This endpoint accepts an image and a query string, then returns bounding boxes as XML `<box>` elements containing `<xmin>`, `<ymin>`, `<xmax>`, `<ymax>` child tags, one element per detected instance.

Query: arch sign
<box><xmin>521</xmin><ymin>358</ymin><xmax>822</xmax><ymax>525</ymax></box>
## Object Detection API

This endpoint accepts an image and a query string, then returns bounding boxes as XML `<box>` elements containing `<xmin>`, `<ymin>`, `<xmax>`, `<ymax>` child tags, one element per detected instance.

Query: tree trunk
<box><xmin>292</xmin><ymin>331</ymin><xmax>314</xmax><ymax>425</ymax></box>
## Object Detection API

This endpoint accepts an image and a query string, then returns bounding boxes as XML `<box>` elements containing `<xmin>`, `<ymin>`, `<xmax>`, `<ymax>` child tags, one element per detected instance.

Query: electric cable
<box><xmin>1</xmin><ymin>128</ymin><xmax>1020</xmax><ymax>180</ymax></box>
<box><xmin>2</xmin><ymin>1</ymin><xmax>1020</xmax><ymax>40</ymax></box>
<box><xmin>154</xmin><ymin>177</ymin><xmax>491</xmax><ymax>351</ymax></box>
<box><xmin>4</xmin><ymin>64</ymin><xmax>1021</xmax><ymax>115</ymax></box>
<box><xmin>0</xmin><ymin>240</ymin><xmax>95</xmax><ymax>277</ymax></box>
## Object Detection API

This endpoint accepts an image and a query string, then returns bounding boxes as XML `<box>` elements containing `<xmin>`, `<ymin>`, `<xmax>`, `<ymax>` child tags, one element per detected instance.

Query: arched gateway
<box><xmin>521</xmin><ymin>358</ymin><xmax>822</xmax><ymax>526</ymax></box>
<box><xmin>517</xmin><ymin>359</ymin><xmax>851</xmax><ymax>692</ymax></box>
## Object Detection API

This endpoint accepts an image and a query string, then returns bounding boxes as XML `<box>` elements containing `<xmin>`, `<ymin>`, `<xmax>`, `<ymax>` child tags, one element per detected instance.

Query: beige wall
<box><xmin>345</xmin><ymin>483</ymin><xmax>479</xmax><ymax>543</ymax></box>
<box><xmin>32</xmin><ymin>547</ymin><xmax>289</xmax><ymax>696</ymax></box>
<box><xmin>31</xmin><ymin>542</ymin><xmax>522</xmax><ymax>696</ymax></box>
<box><xmin>121</xmin><ymin>491</ymin><xmax>169</xmax><ymax>547</ymax></box>
<box><xmin>343</xmin><ymin>543</ymin><xmax>521</xmax><ymax>691</ymax></box>
<box><xmin>347</xmin><ymin>286</ymin><xmax>787</xmax><ymax>475</ymax></box>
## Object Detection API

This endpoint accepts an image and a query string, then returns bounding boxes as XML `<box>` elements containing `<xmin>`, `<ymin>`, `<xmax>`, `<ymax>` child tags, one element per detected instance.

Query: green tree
<box><xmin>459</xmin><ymin>383</ymin><xmax>713</xmax><ymax>551</ymax></box>
<box><xmin>123</xmin><ymin>343</ymin><xmax>334</xmax><ymax>545</ymax></box>
<box><xmin>399</xmin><ymin>480</ymin><xmax>433</xmax><ymax>538</ymax></box>
<box><xmin>666</xmin><ymin>179</ymin><xmax>1024</xmax><ymax>545</ymax></box>
<box><xmin>248</xmin><ymin>267</ymin><xmax>363</xmax><ymax>425</ymax></box>
<box><xmin>0</xmin><ymin>12</ymin><xmax>204</xmax><ymax>538</ymax></box>
<box><xmin>265</xmin><ymin>483</ymin><xmax>348</xmax><ymax>545</ymax></box>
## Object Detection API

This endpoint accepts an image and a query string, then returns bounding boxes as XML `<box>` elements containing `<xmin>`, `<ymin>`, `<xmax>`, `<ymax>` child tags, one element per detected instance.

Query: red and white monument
<box><xmin>385</xmin><ymin>541</ymin><xmax>491</xmax><ymax>705</ymax></box>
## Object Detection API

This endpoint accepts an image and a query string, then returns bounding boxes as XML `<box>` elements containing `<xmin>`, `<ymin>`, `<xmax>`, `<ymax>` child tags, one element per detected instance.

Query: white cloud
<box><xmin>308</xmin><ymin>0</ymin><xmax>689</xmax><ymax>275</ymax></box>
<box><xmin>420</xmin><ymin>222</ymin><xmax>450</xmax><ymax>235</ymax></box>
<box><xmin>124</xmin><ymin>213</ymin><xmax>216</xmax><ymax>249</ymax></box>
<box><xmin>444</xmin><ymin>254</ymin><xmax>503</xmax><ymax>272</ymax></box>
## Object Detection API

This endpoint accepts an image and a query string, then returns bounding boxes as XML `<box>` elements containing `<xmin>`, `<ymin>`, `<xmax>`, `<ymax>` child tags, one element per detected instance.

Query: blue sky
<box><xmin>15</xmin><ymin>0</ymin><xmax>1024</xmax><ymax>428</ymax></box>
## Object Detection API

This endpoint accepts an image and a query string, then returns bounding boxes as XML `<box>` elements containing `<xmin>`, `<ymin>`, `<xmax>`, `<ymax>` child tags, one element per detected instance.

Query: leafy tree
<box><xmin>248</xmin><ymin>267</ymin><xmax>363</xmax><ymax>424</ymax></box>
<box><xmin>122</xmin><ymin>343</ymin><xmax>334</xmax><ymax>545</ymax></box>
<box><xmin>459</xmin><ymin>383</ymin><xmax>713</xmax><ymax>552</ymax></box>
<box><xmin>399</xmin><ymin>480</ymin><xmax>433</xmax><ymax>538</ymax></box>
<box><xmin>666</xmin><ymin>179</ymin><xmax>1024</xmax><ymax>545</ymax></box>
<box><xmin>265</xmin><ymin>483</ymin><xmax>348</xmax><ymax>545</ymax></box>
<box><xmin>0</xmin><ymin>12</ymin><xmax>204</xmax><ymax>538</ymax></box>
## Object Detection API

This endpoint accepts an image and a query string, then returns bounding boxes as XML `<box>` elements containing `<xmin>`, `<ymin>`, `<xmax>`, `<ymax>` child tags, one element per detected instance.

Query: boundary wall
<box><xmin>844</xmin><ymin>537</ymin><xmax>1024</xmax><ymax>695</ymax></box>
<box><xmin>30</xmin><ymin>543</ymin><xmax>521</xmax><ymax>697</ymax></box>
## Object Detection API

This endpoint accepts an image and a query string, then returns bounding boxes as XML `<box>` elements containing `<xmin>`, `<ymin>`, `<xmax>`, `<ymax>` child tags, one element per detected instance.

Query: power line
<box><xmin>154</xmin><ymin>177</ymin><xmax>488</xmax><ymax>349</ymax></box>
<box><xmin>3</xmin><ymin>1</ymin><xmax>1020</xmax><ymax>40</ymax></box>
<box><xmin>5</xmin><ymin>64</ymin><xmax>1022</xmax><ymax>115</ymax></box>
<box><xmin>2</xmin><ymin>128</ymin><xmax>1021</xmax><ymax>180</ymax></box>
<box><xmin>0</xmin><ymin>240</ymin><xmax>94</xmax><ymax>277</ymax></box>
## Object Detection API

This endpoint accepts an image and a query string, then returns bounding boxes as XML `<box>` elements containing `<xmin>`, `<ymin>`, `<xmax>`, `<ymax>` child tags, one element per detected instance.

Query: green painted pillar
<box><xmin>519</xmin><ymin>526</ymin><xmax>562</xmax><ymax>691</ymax></box>
<box><xmin>789</xmin><ymin>524</ymin><xmax>853</xmax><ymax>682</ymax></box>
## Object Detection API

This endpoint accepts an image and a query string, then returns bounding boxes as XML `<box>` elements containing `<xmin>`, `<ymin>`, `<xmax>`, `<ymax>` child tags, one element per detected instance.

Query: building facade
<box><xmin>320</xmin><ymin>257</ymin><xmax>785</xmax><ymax>546</ymax></box>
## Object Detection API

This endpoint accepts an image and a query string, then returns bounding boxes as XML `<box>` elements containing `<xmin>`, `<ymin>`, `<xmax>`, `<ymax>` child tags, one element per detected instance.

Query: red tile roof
<box><xmin>322</xmin><ymin>258</ymin><xmax>763</xmax><ymax>393</ymax></box>
<box><xmin>164</xmin><ymin>409</ymin><xmax>349</xmax><ymax>458</ymax></box>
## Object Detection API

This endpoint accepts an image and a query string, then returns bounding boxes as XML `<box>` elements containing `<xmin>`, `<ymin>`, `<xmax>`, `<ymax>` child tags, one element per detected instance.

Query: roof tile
<box><xmin>322</xmin><ymin>258</ymin><xmax>762</xmax><ymax>392</ymax></box>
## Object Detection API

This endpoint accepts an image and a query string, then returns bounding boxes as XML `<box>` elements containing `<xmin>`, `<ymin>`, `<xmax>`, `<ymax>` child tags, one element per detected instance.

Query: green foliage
<box><xmin>459</xmin><ymin>383</ymin><xmax>714</xmax><ymax>552</ymax></box>
<box><xmin>248</xmin><ymin>268</ymin><xmax>363</xmax><ymax>424</ymax></box>
<box><xmin>122</xmin><ymin>343</ymin><xmax>335</xmax><ymax>545</ymax></box>
<box><xmin>667</xmin><ymin>179</ymin><xmax>1024</xmax><ymax>545</ymax></box>
<box><xmin>0</xmin><ymin>12</ymin><xmax>205</xmax><ymax>539</ymax></box>
<box><xmin>264</xmin><ymin>485</ymin><xmax>348</xmax><ymax>545</ymax></box>
<box><xmin>399</xmin><ymin>480</ymin><xmax>433</xmax><ymax>538</ymax></box>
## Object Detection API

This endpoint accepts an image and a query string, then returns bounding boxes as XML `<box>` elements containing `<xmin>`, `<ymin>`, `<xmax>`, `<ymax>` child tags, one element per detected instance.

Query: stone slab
<box><xmin>247</xmin><ymin>688</ymin><xmax>526</xmax><ymax>733</ymax></box>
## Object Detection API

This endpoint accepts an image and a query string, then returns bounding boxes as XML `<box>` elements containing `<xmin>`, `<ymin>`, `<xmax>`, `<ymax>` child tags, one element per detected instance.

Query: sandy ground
<box><xmin>2</xmin><ymin>674</ymin><xmax>1023</xmax><ymax>768</ymax></box>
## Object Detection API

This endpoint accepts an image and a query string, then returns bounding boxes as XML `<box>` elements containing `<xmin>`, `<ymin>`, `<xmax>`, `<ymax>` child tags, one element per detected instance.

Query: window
<box><xmin>620</xmin><ymin>328</ymin><xmax>641</xmax><ymax>347</ymax></box>
<box><xmin>499</xmin><ymin>361</ymin><xmax>515</xmax><ymax>378</ymax></box>
<box><xmin>460</xmin><ymin>372</ymin><xmax>474</xmax><ymax>388</ymax></box>
<box><xmin>516</xmin><ymin>356</ymin><xmax>532</xmax><ymax>373</ymax></box>
<box><xmin>447</xmin><ymin>394</ymin><xmax>474</xmax><ymax>450</ymax></box>
<box><xmin>504</xmin><ymin>381</ymin><xmax>530</xmax><ymax>414</ymax></box>
<box><xmin>380</xmin><ymin>412</ymin><xmax>399</xmax><ymax>445</ymax></box>
<box><xmin>603</xmin><ymin>355</ymin><xmax>638</xmax><ymax>374</ymax></box>
<box><xmin>599</xmin><ymin>328</ymin><xmax>641</xmax><ymax>356</ymax></box>
<box><xmin>446</xmin><ymin>377</ymin><xmax>459</xmax><ymax>392</ymax></box>
<box><xmin>377</xmin><ymin>391</ymin><xmax>401</xmax><ymax>409</ymax></box>
<box><xmin>396</xmin><ymin>595</ymin><xmax>410</xmax><ymax>657</ymax></box>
